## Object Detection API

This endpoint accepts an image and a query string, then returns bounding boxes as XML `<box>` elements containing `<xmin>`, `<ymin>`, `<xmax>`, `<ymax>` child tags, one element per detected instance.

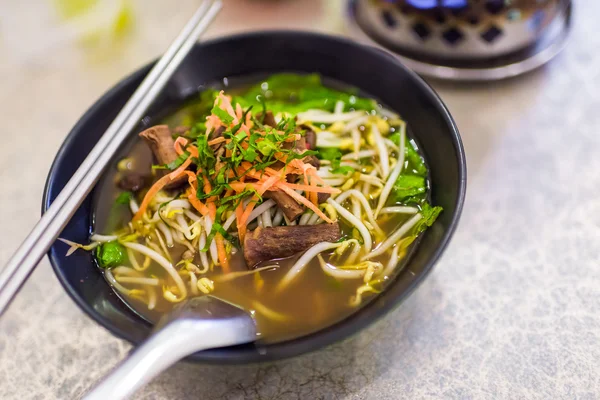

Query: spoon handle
<box><xmin>0</xmin><ymin>0</ymin><xmax>221</xmax><ymax>317</ymax></box>
<box><xmin>84</xmin><ymin>296</ymin><xmax>257</xmax><ymax>400</ymax></box>
<box><xmin>83</xmin><ymin>308</ymin><xmax>257</xmax><ymax>400</ymax></box>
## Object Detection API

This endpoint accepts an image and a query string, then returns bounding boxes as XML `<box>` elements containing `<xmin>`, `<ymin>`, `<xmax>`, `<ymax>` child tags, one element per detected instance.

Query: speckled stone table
<box><xmin>0</xmin><ymin>1</ymin><xmax>598</xmax><ymax>399</ymax></box>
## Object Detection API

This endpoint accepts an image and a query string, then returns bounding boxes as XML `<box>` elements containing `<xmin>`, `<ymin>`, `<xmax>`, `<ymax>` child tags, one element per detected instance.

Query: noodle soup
<box><xmin>71</xmin><ymin>74</ymin><xmax>441</xmax><ymax>342</ymax></box>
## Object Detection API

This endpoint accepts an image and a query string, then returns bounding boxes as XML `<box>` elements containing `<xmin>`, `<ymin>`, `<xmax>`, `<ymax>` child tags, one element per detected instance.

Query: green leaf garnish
<box><xmin>166</xmin><ymin>151</ymin><xmax>190</xmax><ymax>170</ymax></box>
<box><xmin>256</xmin><ymin>139</ymin><xmax>278</xmax><ymax>156</ymax></box>
<box><xmin>211</xmin><ymin>103</ymin><xmax>234</xmax><ymax>125</ymax></box>
<box><xmin>392</xmin><ymin>175</ymin><xmax>427</xmax><ymax>202</ymax></box>
<box><xmin>95</xmin><ymin>241</ymin><xmax>127</xmax><ymax>269</ymax></box>
<box><xmin>413</xmin><ymin>202</ymin><xmax>443</xmax><ymax>234</ymax></box>
<box><xmin>390</xmin><ymin>133</ymin><xmax>427</xmax><ymax>177</ymax></box>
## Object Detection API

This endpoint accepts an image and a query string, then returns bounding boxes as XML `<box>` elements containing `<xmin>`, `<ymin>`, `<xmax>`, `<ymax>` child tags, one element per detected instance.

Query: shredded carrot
<box><xmin>237</xmin><ymin>194</ymin><xmax>258</xmax><ymax>241</ymax></box>
<box><xmin>257</xmin><ymin>175</ymin><xmax>282</xmax><ymax>196</ymax></box>
<box><xmin>182</xmin><ymin>170</ymin><xmax>197</xmax><ymax>186</ymax></box>
<box><xmin>174</xmin><ymin>137</ymin><xmax>188</xmax><ymax>155</ymax></box>
<box><xmin>227</xmin><ymin>182</ymin><xmax>249</xmax><ymax>193</ymax></box>
<box><xmin>234</xmin><ymin>176</ymin><xmax>247</xmax><ymax>240</ymax></box>
<box><xmin>277</xmin><ymin>184</ymin><xmax>333</xmax><ymax>223</ymax></box>
<box><xmin>188</xmin><ymin>192</ymin><xmax>209</xmax><ymax>216</ymax></box>
<box><xmin>261</xmin><ymin>167</ymin><xmax>289</xmax><ymax>182</ymax></box>
<box><xmin>187</xmin><ymin>145</ymin><xmax>199</xmax><ymax>157</ymax></box>
<box><xmin>284</xmin><ymin>183</ymin><xmax>340</xmax><ymax>194</ymax></box>
<box><xmin>207</xmin><ymin>202</ymin><xmax>217</xmax><ymax>221</ymax></box>
<box><xmin>206</xmin><ymin>115</ymin><xmax>221</xmax><ymax>132</ymax></box>
<box><xmin>207</xmin><ymin>136</ymin><xmax>227</xmax><ymax>146</ymax></box>
<box><xmin>169</xmin><ymin>157</ymin><xmax>193</xmax><ymax>179</ymax></box>
<box><xmin>217</xmin><ymin>91</ymin><xmax>237</xmax><ymax>122</ymax></box>
<box><xmin>304</xmin><ymin>174</ymin><xmax>319</xmax><ymax>206</ymax></box>
<box><xmin>215</xmin><ymin>233</ymin><xmax>230</xmax><ymax>273</ymax></box>
<box><xmin>133</xmin><ymin>173</ymin><xmax>178</xmax><ymax>221</ymax></box>
<box><xmin>235</xmin><ymin>103</ymin><xmax>243</xmax><ymax>121</ymax></box>
<box><xmin>235</xmin><ymin>200</ymin><xmax>246</xmax><ymax>241</ymax></box>
<box><xmin>240</xmin><ymin>161</ymin><xmax>253</xmax><ymax>169</ymax></box>
<box><xmin>310</xmin><ymin>191</ymin><xmax>319</xmax><ymax>206</ymax></box>
<box><xmin>181</xmin><ymin>171</ymin><xmax>209</xmax><ymax>216</ymax></box>
<box><xmin>239</xmin><ymin>199</ymin><xmax>256</xmax><ymax>228</ymax></box>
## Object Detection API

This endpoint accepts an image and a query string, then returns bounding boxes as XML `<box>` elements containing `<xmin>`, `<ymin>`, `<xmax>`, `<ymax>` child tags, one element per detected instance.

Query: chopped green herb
<box><xmin>211</xmin><ymin>103</ymin><xmax>234</xmax><ymax>125</ymax></box>
<box><xmin>195</xmin><ymin>136</ymin><xmax>216</xmax><ymax>173</ymax></box>
<box><xmin>166</xmin><ymin>151</ymin><xmax>190</xmax><ymax>170</ymax></box>
<box><xmin>256</xmin><ymin>139</ymin><xmax>278</xmax><ymax>156</ymax></box>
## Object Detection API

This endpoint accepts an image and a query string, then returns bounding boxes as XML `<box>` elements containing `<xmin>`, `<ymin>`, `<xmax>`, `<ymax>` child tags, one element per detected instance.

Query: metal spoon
<box><xmin>84</xmin><ymin>296</ymin><xmax>257</xmax><ymax>400</ymax></box>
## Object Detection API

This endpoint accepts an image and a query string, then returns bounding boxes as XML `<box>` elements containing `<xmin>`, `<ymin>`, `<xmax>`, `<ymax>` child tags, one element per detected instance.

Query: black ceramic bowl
<box><xmin>43</xmin><ymin>31</ymin><xmax>466</xmax><ymax>364</ymax></box>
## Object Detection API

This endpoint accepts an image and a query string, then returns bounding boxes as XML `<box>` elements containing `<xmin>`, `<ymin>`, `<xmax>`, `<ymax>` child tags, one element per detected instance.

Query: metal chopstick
<box><xmin>0</xmin><ymin>0</ymin><xmax>222</xmax><ymax>316</ymax></box>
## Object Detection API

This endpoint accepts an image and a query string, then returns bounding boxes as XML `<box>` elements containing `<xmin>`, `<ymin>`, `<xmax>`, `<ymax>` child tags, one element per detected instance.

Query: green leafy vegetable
<box><xmin>233</xmin><ymin>73</ymin><xmax>377</xmax><ymax>115</ymax></box>
<box><xmin>393</xmin><ymin>175</ymin><xmax>427</xmax><ymax>202</ymax></box>
<box><xmin>95</xmin><ymin>241</ymin><xmax>127</xmax><ymax>269</ymax></box>
<box><xmin>115</xmin><ymin>191</ymin><xmax>132</xmax><ymax>205</ymax></box>
<box><xmin>405</xmin><ymin>142</ymin><xmax>427</xmax><ymax>176</ymax></box>
<box><xmin>390</xmin><ymin>133</ymin><xmax>427</xmax><ymax>177</ymax></box>
<box><xmin>413</xmin><ymin>203</ymin><xmax>443</xmax><ymax>234</ymax></box>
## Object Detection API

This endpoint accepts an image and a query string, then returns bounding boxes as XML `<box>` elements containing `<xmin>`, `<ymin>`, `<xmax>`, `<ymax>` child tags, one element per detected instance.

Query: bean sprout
<box><xmin>327</xmin><ymin>198</ymin><xmax>372</xmax><ymax>253</ymax></box>
<box><xmin>375</xmin><ymin>121</ymin><xmax>406</xmax><ymax>217</ymax></box>
<box><xmin>362</xmin><ymin>213</ymin><xmax>422</xmax><ymax>260</ymax></box>
<box><xmin>122</xmin><ymin>242</ymin><xmax>187</xmax><ymax>301</ymax></box>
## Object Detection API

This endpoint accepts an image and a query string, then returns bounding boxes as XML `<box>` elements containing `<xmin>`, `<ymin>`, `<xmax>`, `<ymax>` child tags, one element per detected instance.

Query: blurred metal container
<box><xmin>346</xmin><ymin>0</ymin><xmax>572</xmax><ymax>80</ymax></box>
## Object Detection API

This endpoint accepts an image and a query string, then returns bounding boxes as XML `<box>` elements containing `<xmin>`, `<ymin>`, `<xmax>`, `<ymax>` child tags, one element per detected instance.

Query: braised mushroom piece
<box><xmin>139</xmin><ymin>125</ymin><xmax>188</xmax><ymax>188</ymax></box>
<box><xmin>243</xmin><ymin>223</ymin><xmax>341</xmax><ymax>268</ymax></box>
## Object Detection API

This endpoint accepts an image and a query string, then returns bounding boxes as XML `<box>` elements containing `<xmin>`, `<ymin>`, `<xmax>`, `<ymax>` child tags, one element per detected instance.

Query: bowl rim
<box><xmin>42</xmin><ymin>30</ymin><xmax>467</xmax><ymax>363</ymax></box>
